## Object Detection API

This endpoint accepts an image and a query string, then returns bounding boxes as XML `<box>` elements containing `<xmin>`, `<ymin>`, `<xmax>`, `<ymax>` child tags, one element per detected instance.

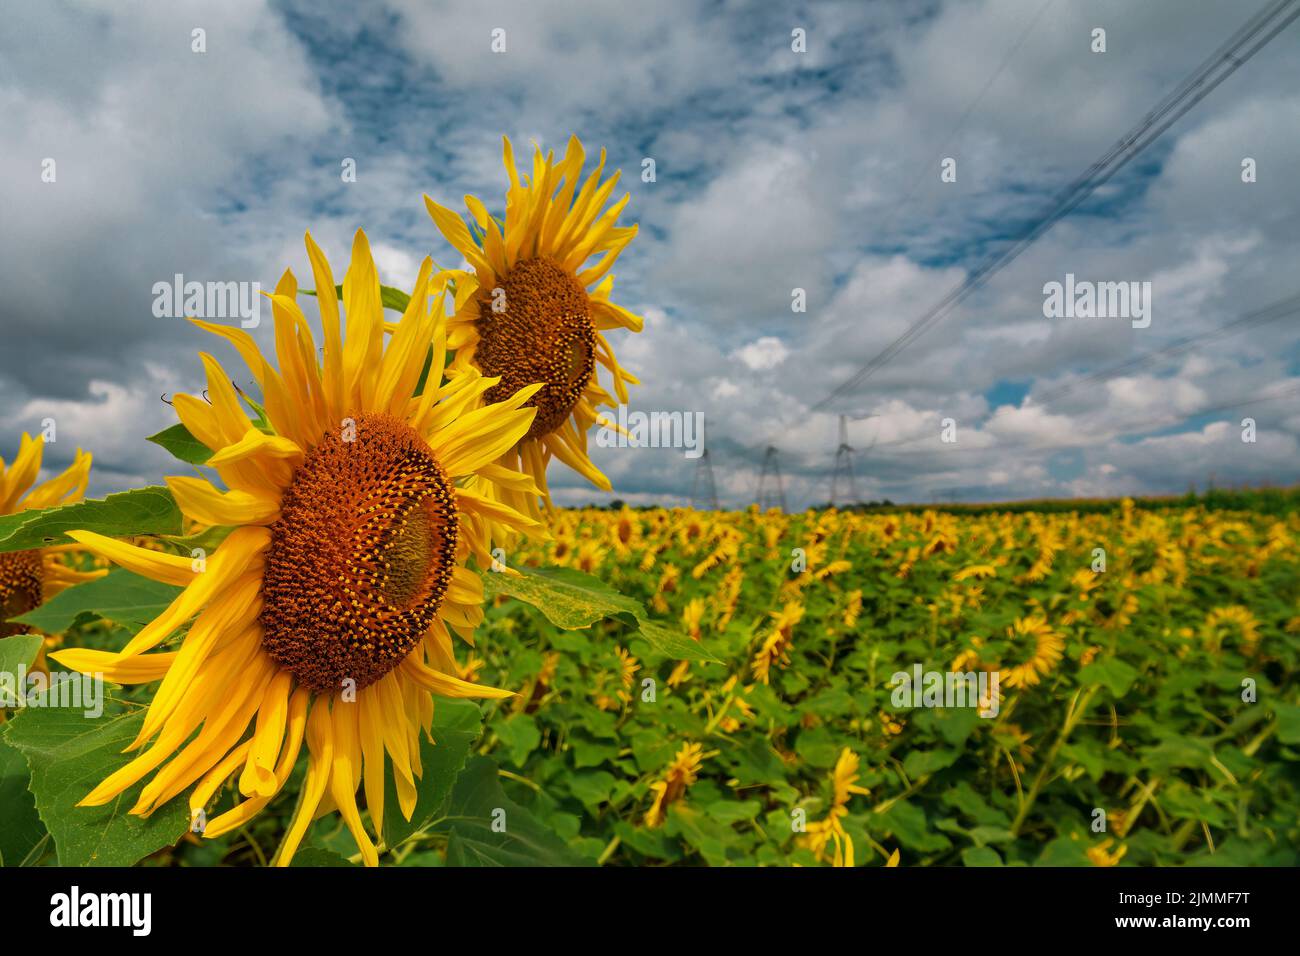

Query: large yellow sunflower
<box><xmin>1</xmin><ymin>435</ymin><xmax>97</xmax><ymax>637</ymax></box>
<box><xmin>51</xmin><ymin>230</ymin><xmax>543</xmax><ymax>866</ymax></box>
<box><xmin>424</xmin><ymin>135</ymin><xmax>643</xmax><ymax>518</ymax></box>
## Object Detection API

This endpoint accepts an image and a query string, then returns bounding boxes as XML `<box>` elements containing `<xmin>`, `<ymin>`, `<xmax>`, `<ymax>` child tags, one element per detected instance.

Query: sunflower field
<box><xmin>3</xmin><ymin>490</ymin><xmax>1298</xmax><ymax>867</ymax></box>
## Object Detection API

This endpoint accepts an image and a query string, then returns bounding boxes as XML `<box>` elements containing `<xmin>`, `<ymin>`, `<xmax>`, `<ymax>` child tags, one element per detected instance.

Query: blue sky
<box><xmin>3</xmin><ymin>0</ymin><xmax>1299</xmax><ymax>508</ymax></box>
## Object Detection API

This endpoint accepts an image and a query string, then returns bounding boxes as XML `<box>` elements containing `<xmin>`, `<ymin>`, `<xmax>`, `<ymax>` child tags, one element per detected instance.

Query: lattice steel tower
<box><xmin>756</xmin><ymin>446</ymin><xmax>787</xmax><ymax>512</ymax></box>
<box><xmin>690</xmin><ymin>449</ymin><xmax>719</xmax><ymax>510</ymax></box>
<box><xmin>830</xmin><ymin>414</ymin><xmax>857</xmax><ymax>507</ymax></box>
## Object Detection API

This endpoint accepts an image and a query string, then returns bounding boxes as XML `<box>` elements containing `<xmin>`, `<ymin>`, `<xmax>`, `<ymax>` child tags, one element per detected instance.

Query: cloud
<box><xmin>733</xmin><ymin>337</ymin><xmax>791</xmax><ymax>371</ymax></box>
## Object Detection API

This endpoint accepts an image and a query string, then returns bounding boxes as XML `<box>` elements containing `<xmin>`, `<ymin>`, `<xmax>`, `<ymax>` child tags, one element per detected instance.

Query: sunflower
<box><xmin>1000</xmin><ymin>614</ymin><xmax>1064</xmax><ymax>689</ymax></box>
<box><xmin>1</xmin><ymin>434</ymin><xmax>97</xmax><ymax>638</ymax></box>
<box><xmin>800</xmin><ymin>747</ymin><xmax>870</xmax><ymax>867</ymax></box>
<box><xmin>424</xmin><ymin>135</ymin><xmax>643</xmax><ymax>518</ymax></box>
<box><xmin>1202</xmin><ymin>605</ymin><xmax>1260</xmax><ymax>654</ymax></box>
<box><xmin>644</xmin><ymin>741</ymin><xmax>703</xmax><ymax>828</ymax></box>
<box><xmin>1086</xmin><ymin>838</ymin><xmax>1128</xmax><ymax>867</ymax></box>
<box><xmin>51</xmin><ymin>230</ymin><xmax>543</xmax><ymax>867</ymax></box>
<box><xmin>751</xmin><ymin>600</ymin><xmax>804</xmax><ymax>684</ymax></box>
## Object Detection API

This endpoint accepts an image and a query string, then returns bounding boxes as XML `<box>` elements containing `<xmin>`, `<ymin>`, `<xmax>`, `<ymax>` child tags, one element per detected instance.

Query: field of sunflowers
<box><xmin>447</xmin><ymin>500</ymin><xmax>1300</xmax><ymax>867</ymax></box>
<box><xmin>4</xmin><ymin>488</ymin><xmax>1300</xmax><ymax>867</ymax></box>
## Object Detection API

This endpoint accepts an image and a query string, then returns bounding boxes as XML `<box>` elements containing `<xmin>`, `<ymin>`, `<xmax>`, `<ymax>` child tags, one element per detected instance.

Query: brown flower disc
<box><xmin>473</xmin><ymin>256</ymin><xmax>596</xmax><ymax>439</ymax></box>
<box><xmin>0</xmin><ymin>550</ymin><xmax>42</xmax><ymax>638</ymax></box>
<box><xmin>259</xmin><ymin>413</ymin><xmax>459</xmax><ymax>694</ymax></box>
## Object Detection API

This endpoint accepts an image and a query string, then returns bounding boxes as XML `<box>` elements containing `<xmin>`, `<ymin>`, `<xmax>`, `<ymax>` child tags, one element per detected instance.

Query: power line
<box><xmin>872</xmin><ymin>0</ymin><xmax>1060</xmax><ymax>241</ymax></box>
<box><xmin>861</xmin><ymin>290</ymin><xmax>1300</xmax><ymax>454</ymax></box>
<box><xmin>711</xmin><ymin>289</ymin><xmax>1300</xmax><ymax>507</ymax></box>
<box><xmin>1032</xmin><ymin>292</ymin><xmax>1300</xmax><ymax>406</ymax></box>
<box><xmin>761</xmin><ymin>0</ymin><xmax>1300</xmax><ymax>443</ymax></box>
<box><xmin>882</xmin><ymin>379</ymin><xmax>1300</xmax><ymax>460</ymax></box>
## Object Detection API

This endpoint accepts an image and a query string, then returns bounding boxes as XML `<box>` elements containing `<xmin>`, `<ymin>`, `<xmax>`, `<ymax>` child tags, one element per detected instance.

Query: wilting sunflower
<box><xmin>644</xmin><ymin>741</ymin><xmax>703</xmax><ymax>828</ymax></box>
<box><xmin>800</xmin><ymin>747</ymin><xmax>870</xmax><ymax>867</ymax></box>
<box><xmin>751</xmin><ymin>600</ymin><xmax>804</xmax><ymax>684</ymax></box>
<box><xmin>51</xmin><ymin>230</ymin><xmax>542</xmax><ymax>866</ymax></box>
<box><xmin>424</xmin><ymin>135</ymin><xmax>643</xmax><ymax>518</ymax></box>
<box><xmin>1</xmin><ymin>434</ymin><xmax>97</xmax><ymax>638</ymax></box>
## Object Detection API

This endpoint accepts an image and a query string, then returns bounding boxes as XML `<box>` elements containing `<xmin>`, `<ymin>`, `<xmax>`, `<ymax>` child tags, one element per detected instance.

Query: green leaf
<box><xmin>437</xmin><ymin>756</ymin><xmax>593</xmax><ymax>866</ymax></box>
<box><xmin>289</xmin><ymin>847</ymin><xmax>357</xmax><ymax>868</ymax></box>
<box><xmin>961</xmin><ymin>846</ymin><xmax>1003</xmax><ymax>866</ymax></box>
<box><xmin>484</xmin><ymin>566</ymin><xmax>642</xmax><ymax>629</ymax></box>
<box><xmin>1078</xmin><ymin>657</ymin><xmax>1139</xmax><ymax>697</ymax></box>
<box><xmin>1140</xmin><ymin>733</ymin><xmax>1215</xmax><ymax>773</ymax></box>
<box><xmin>1060</xmin><ymin>740</ymin><xmax>1108</xmax><ymax>780</ymax></box>
<box><xmin>13</xmin><ymin>568</ymin><xmax>181</xmax><ymax>634</ymax></box>
<box><xmin>795</xmin><ymin>725</ymin><xmax>839</xmax><ymax>769</ymax></box>
<box><xmin>158</xmin><ymin>524</ymin><xmax>236</xmax><ymax>556</ymax></box>
<box><xmin>940</xmin><ymin>781</ymin><xmax>1011</xmax><ymax>827</ymax></box>
<box><xmin>1274</xmin><ymin>703</ymin><xmax>1300</xmax><ymax>745</ymax></box>
<box><xmin>492</xmin><ymin>713</ymin><xmax>540</xmax><ymax>767</ymax></box>
<box><xmin>0</xmin><ymin>736</ymin><xmax>46</xmax><ymax>866</ymax></box>
<box><xmin>2</xmin><ymin>703</ymin><xmax>189</xmax><ymax>866</ymax></box>
<box><xmin>705</xmin><ymin>799</ymin><xmax>763</xmax><ymax>826</ymax></box>
<box><xmin>0</xmin><ymin>487</ymin><xmax>182</xmax><ymax>554</ymax></box>
<box><xmin>632</xmin><ymin>619</ymin><xmax>722</xmax><ymax>663</ymax></box>
<box><xmin>0</xmin><ymin>634</ymin><xmax>44</xmax><ymax>675</ymax></box>
<box><xmin>967</xmin><ymin>825</ymin><xmax>1015</xmax><ymax>846</ymax></box>
<box><xmin>146</xmin><ymin>423</ymin><xmax>212</xmax><ymax>465</ymax></box>
<box><xmin>303</xmin><ymin>284</ymin><xmax>411</xmax><ymax>313</ymax></box>
<box><xmin>663</xmin><ymin>804</ymin><xmax>734</xmax><ymax>866</ymax></box>
<box><xmin>878</xmin><ymin>800</ymin><xmax>952</xmax><ymax>853</ymax></box>
<box><xmin>484</xmin><ymin>566</ymin><xmax>714</xmax><ymax>660</ymax></box>
<box><xmin>236</xmin><ymin>390</ymin><xmax>274</xmax><ymax>434</ymax></box>
<box><xmin>566</xmin><ymin>770</ymin><xmax>616</xmax><ymax>810</ymax></box>
<box><xmin>903</xmin><ymin>747</ymin><xmax>959</xmax><ymax>778</ymax></box>
<box><xmin>380</xmin><ymin>699</ymin><xmax>481</xmax><ymax>851</ymax></box>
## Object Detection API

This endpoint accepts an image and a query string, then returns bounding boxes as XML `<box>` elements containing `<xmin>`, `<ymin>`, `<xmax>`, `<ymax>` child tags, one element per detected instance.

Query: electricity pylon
<box><xmin>830</xmin><ymin>414</ymin><xmax>857</xmax><ymax>507</ymax></box>
<box><xmin>756</xmin><ymin>446</ymin><xmax>786</xmax><ymax>512</ymax></box>
<box><xmin>690</xmin><ymin>449</ymin><xmax>719</xmax><ymax>510</ymax></box>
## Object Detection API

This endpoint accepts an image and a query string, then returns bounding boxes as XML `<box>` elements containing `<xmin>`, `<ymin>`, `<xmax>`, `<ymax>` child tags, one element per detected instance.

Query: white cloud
<box><xmin>733</xmin><ymin>337</ymin><xmax>790</xmax><ymax>371</ymax></box>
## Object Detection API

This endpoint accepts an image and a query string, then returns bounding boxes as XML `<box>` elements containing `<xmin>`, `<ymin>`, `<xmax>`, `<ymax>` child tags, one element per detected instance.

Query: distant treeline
<box><xmin>821</xmin><ymin>486</ymin><xmax>1300</xmax><ymax>516</ymax></box>
<box><xmin>601</xmin><ymin>486</ymin><xmax>1300</xmax><ymax>516</ymax></box>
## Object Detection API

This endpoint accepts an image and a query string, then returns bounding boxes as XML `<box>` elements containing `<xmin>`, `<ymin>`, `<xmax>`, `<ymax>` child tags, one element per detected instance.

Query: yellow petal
<box><xmin>65</xmin><ymin>530</ymin><xmax>198</xmax><ymax>587</ymax></box>
<box><xmin>166</xmin><ymin>476</ymin><xmax>280</xmax><ymax>527</ymax></box>
<box><xmin>116</xmin><ymin>525</ymin><xmax>270</xmax><ymax>657</ymax></box>
<box><xmin>50</xmin><ymin>648</ymin><xmax>177</xmax><ymax>684</ymax></box>
<box><xmin>206</xmin><ymin>428</ymin><xmax>304</xmax><ymax>471</ymax></box>
<box><xmin>275</xmin><ymin>699</ymin><xmax>333</xmax><ymax>866</ymax></box>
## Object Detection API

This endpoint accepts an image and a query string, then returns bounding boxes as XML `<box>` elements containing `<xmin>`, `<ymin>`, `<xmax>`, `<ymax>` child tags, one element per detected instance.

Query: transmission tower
<box><xmin>756</xmin><ymin>446</ymin><xmax>787</xmax><ymax>512</ymax></box>
<box><xmin>690</xmin><ymin>449</ymin><xmax>719</xmax><ymax>510</ymax></box>
<box><xmin>829</xmin><ymin>415</ymin><xmax>857</xmax><ymax>508</ymax></box>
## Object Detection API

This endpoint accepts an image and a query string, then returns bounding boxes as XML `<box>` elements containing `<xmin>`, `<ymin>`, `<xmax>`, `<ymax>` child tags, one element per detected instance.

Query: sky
<box><xmin>3</xmin><ymin>0</ymin><xmax>1299</xmax><ymax>510</ymax></box>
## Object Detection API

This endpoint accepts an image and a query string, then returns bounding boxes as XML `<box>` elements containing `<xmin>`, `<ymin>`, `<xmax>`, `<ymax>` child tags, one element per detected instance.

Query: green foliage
<box><xmin>483</xmin><ymin>566</ymin><xmax>717</xmax><ymax>661</ymax></box>
<box><xmin>146</xmin><ymin>423</ymin><xmax>212</xmax><ymax>465</ymax></box>
<box><xmin>303</xmin><ymin>284</ymin><xmax>411</xmax><ymax>313</ymax></box>
<box><xmin>2</xmin><ymin>702</ymin><xmax>189</xmax><ymax>866</ymax></box>
<box><xmin>0</xmin><ymin>487</ymin><xmax>182</xmax><ymax>553</ymax></box>
<box><xmin>439</xmin><ymin>757</ymin><xmax>595</xmax><ymax>866</ymax></box>
<box><xmin>14</xmin><ymin>568</ymin><xmax>181</xmax><ymax>634</ymax></box>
